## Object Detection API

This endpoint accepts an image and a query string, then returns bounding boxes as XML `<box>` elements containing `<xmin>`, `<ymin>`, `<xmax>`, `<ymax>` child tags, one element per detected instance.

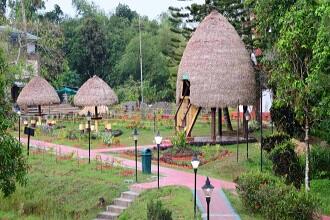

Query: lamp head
<box><xmin>154</xmin><ymin>130</ymin><xmax>162</xmax><ymax>145</ymax></box>
<box><xmin>17</xmin><ymin>110</ymin><xmax>21</xmax><ymax>116</ymax></box>
<box><xmin>244</xmin><ymin>111</ymin><xmax>251</xmax><ymax>121</ymax></box>
<box><xmin>191</xmin><ymin>154</ymin><xmax>200</xmax><ymax>170</ymax></box>
<box><xmin>133</xmin><ymin>128</ymin><xmax>139</xmax><ymax>141</ymax></box>
<box><xmin>87</xmin><ymin>111</ymin><xmax>92</xmax><ymax>122</ymax></box>
<box><xmin>202</xmin><ymin>177</ymin><xmax>214</xmax><ymax>198</ymax></box>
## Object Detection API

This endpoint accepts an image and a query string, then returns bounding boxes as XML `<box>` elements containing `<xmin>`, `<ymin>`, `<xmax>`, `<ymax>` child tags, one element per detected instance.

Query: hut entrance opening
<box><xmin>182</xmin><ymin>80</ymin><xmax>190</xmax><ymax>97</ymax></box>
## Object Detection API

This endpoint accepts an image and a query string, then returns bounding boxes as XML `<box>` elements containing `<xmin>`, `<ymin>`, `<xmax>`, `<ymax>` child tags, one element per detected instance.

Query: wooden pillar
<box><xmin>218</xmin><ymin>108</ymin><xmax>222</xmax><ymax>137</ymax></box>
<box><xmin>211</xmin><ymin>108</ymin><xmax>216</xmax><ymax>142</ymax></box>
<box><xmin>243</xmin><ymin>106</ymin><xmax>248</xmax><ymax>136</ymax></box>
<box><xmin>38</xmin><ymin>105</ymin><xmax>42</xmax><ymax>116</ymax></box>
<box><xmin>95</xmin><ymin>106</ymin><xmax>98</xmax><ymax>118</ymax></box>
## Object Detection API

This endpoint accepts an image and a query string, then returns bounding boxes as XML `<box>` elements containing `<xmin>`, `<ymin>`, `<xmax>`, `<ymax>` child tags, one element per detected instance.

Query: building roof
<box><xmin>17</xmin><ymin>76</ymin><xmax>60</xmax><ymax>106</ymax></box>
<box><xmin>176</xmin><ymin>10</ymin><xmax>256</xmax><ymax>108</ymax></box>
<box><xmin>74</xmin><ymin>75</ymin><xmax>118</xmax><ymax>107</ymax></box>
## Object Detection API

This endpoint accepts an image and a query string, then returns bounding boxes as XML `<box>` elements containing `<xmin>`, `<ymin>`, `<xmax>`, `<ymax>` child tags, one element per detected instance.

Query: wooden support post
<box><xmin>38</xmin><ymin>105</ymin><xmax>41</xmax><ymax>116</ymax></box>
<box><xmin>211</xmin><ymin>108</ymin><xmax>216</xmax><ymax>143</ymax></box>
<box><xmin>243</xmin><ymin>106</ymin><xmax>248</xmax><ymax>136</ymax></box>
<box><xmin>218</xmin><ymin>108</ymin><xmax>222</xmax><ymax>138</ymax></box>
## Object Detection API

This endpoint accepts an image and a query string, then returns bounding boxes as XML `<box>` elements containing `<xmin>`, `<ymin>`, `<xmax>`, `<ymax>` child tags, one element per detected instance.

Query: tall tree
<box><xmin>252</xmin><ymin>0</ymin><xmax>330</xmax><ymax>190</ymax></box>
<box><xmin>0</xmin><ymin>48</ymin><xmax>28</xmax><ymax>197</ymax></box>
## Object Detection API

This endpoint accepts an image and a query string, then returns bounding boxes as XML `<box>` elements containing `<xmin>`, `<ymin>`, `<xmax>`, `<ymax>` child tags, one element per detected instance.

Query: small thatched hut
<box><xmin>74</xmin><ymin>75</ymin><xmax>118</xmax><ymax>118</ymax></box>
<box><xmin>17</xmin><ymin>76</ymin><xmax>60</xmax><ymax>115</ymax></box>
<box><xmin>175</xmin><ymin>10</ymin><xmax>256</xmax><ymax>141</ymax></box>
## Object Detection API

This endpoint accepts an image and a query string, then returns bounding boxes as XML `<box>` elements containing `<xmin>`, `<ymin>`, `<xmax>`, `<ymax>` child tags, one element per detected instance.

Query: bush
<box><xmin>310</xmin><ymin>145</ymin><xmax>330</xmax><ymax>179</ymax></box>
<box><xmin>171</xmin><ymin>131</ymin><xmax>188</xmax><ymax>153</ymax></box>
<box><xmin>236</xmin><ymin>172</ymin><xmax>320</xmax><ymax>220</ymax></box>
<box><xmin>262</xmin><ymin>133</ymin><xmax>290</xmax><ymax>152</ymax></box>
<box><xmin>269</xmin><ymin>141</ymin><xmax>304</xmax><ymax>188</ymax></box>
<box><xmin>270</xmin><ymin>103</ymin><xmax>304</xmax><ymax>138</ymax></box>
<box><xmin>65</xmin><ymin>130</ymin><xmax>78</xmax><ymax>140</ymax></box>
<box><xmin>147</xmin><ymin>200</ymin><xmax>172</xmax><ymax>220</ymax></box>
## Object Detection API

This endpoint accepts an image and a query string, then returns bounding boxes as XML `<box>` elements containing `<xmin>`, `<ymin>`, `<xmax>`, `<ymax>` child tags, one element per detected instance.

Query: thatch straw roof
<box><xmin>74</xmin><ymin>75</ymin><xmax>118</xmax><ymax>107</ymax></box>
<box><xmin>176</xmin><ymin>10</ymin><xmax>256</xmax><ymax>108</ymax></box>
<box><xmin>17</xmin><ymin>76</ymin><xmax>60</xmax><ymax>106</ymax></box>
<box><xmin>78</xmin><ymin>106</ymin><xmax>109</xmax><ymax>116</ymax></box>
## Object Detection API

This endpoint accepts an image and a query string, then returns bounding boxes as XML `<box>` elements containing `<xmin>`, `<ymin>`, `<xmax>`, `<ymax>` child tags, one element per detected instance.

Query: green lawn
<box><xmin>311</xmin><ymin>179</ymin><xmax>330</xmax><ymax>215</ymax></box>
<box><xmin>119</xmin><ymin>186</ymin><xmax>201</xmax><ymax>220</ymax></box>
<box><xmin>198</xmin><ymin>143</ymin><xmax>272</xmax><ymax>182</ymax></box>
<box><xmin>0</xmin><ymin>151</ymin><xmax>151</xmax><ymax>220</ymax></box>
<box><xmin>223</xmin><ymin>190</ymin><xmax>263</xmax><ymax>220</ymax></box>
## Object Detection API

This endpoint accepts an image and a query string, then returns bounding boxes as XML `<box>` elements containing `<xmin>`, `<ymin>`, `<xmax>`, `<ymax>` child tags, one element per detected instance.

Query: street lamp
<box><xmin>87</xmin><ymin>111</ymin><xmax>92</xmax><ymax>164</ymax></box>
<box><xmin>244</xmin><ymin>111</ymin><xmax>251</xmax><ymax>159</ymax></box>
<box><xmin>202</xmin><ymin>177</ymin><xmax>214</xmax><ymax>220</ymax></box>
<box><xmin>133</xmin><ymin>128</ymin><xmax>139</xmax><ymax>182</ymax></box>
<box><xmin>17</xmin><ymin>110</ymin><xmax>21</xmax><ymax>142</ymax></box>
<box><xmin>154</xmin><ymin>131</ymin><xmax>162</xmax><ymax>189</ymax></box>
<box><xmin>191</xmin><ymin>154</ymin><xmax>200</xmax><ymax>218</ymax></box>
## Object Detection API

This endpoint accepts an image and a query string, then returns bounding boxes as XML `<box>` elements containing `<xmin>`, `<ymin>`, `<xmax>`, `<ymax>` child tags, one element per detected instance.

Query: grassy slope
<box><xmin>119</xmin><ymin>186</ymin><xmax>201</xmax><ymax>220</ymax></box>
<box><xmin>311</xmin><ymin>179</ymin><xmax>330</xmax><ymax>215</ymax></box>
<box><xmin>223</xmin><ymin>190</ymin><xmax>263</xmax><ymax>220</ymax></box>
<box><xmin>0</xmin><ymin>152</ymin><xmax>150</xmax><ymax>220</ymax></box>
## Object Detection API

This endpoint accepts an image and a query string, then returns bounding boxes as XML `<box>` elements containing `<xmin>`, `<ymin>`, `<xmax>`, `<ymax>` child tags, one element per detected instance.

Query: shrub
<box><xmin>147</xmin><ymin>200</ymin><xmax>172</xmax><ymax>220</ymax></box>
<box><xmin>236</xmin><ymin>172</ymin><xmax>320</xmax><ymax>220</ymax></box>
<box><xmin>171</xmin><ymin>131</ymin><xmax>188</xmax><ymax>153</ymax></box>
<box><xmin>310</xmin><ymin>145</ymin><xmax>330</xmax><ymax>179</ymax></box>
<box><xmin>270</xmin><ymin>103</ymin><xmax>304</xmax><ymax>138</ymax></box>
<box><xmin>65</xmin><ymin>130</ymin><xmax>78</xmax><ymax>140</ymax></box>
<box><xmin>262</xmin><ymin>133</ymin><xmax>290</xmax><ymax>152</ymax></box>
<box><xmin>269</xmin><ymin>141</ymin><xmax>304</xmax><ymax>188</ymax></box>
<box><xmin>235</xmin><ymin>172</ymin><xmax>279</xmax><ymax>213</ymax></box>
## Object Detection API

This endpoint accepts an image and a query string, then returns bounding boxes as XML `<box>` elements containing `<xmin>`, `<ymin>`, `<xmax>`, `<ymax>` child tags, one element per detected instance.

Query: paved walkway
<box><xmin>20</xmin><ymin>138</ymin><xmax>239</xmax><ymax>220</ymax></box>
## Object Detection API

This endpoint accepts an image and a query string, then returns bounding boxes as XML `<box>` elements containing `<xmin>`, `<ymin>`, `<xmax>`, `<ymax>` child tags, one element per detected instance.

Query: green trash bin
<box><xmin>141</xmin><ymin>148</ymin><xmax>152</xmax><ymax>174</ymax></box>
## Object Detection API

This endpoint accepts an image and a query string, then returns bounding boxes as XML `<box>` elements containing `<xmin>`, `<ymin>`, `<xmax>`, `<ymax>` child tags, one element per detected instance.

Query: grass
<box><xmin>0</xmin><ymin>150</ymin><xmax>151</xmax><ymax>220</ymax></box>
<box><xmin>311</xmin><ymin>179</ymin><xmax>330</xmax><ymax>215</ymax></box>
<box><xmin>118</xmin><ymin>186</ymin><xmax>201</xmax><ymax>220</ymax></box>
<box><xmin>223</xmin><ymin>190</ymin><xmax>263</xmax><ymax>220</ymax></box>
<box><xmin>198</xmin><ymin>143</ymin><xmax>273</xmax><ymax>182</ymax></box>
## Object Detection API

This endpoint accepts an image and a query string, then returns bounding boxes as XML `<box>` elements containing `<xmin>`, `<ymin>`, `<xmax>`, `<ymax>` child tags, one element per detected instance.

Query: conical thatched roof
<box><xmin>176</xmin><ymin>10</ymin><xmax>256</xmax><ymax>108</ymax></box>
<box><xmin>17</xmin><ymin>76</ymin><xmax>60</xmax><ymax>106</ymax></box>
<box><xmin>74</xmin><ymin>75</ymin><xmax>118</xmax><ymax>107</ymax></box>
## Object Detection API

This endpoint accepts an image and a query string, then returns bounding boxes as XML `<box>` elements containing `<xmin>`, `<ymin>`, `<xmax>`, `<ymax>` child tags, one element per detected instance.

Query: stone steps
<box><xmin>94</xmin><ymin>190</ymin><xmax>140</xmax><ymax>220</ymax></box>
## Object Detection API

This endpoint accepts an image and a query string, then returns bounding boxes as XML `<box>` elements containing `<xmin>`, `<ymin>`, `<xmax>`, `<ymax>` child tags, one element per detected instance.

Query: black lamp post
<box><xmin>191</xmin><ymin>155</ymin><xmax>200</xmax><ymax>218</ymax></box>
<box><xmin>244</xmin><ymin>111</ymin><xmax>251</xmax><ymax>159</ymax></box>
<box><xmin>133</xmin><ymin>128</ymin><xmax>139</xmax><ymax>182</ymax></box>
<box><xmin>87</xmin><ymin>111</ymin><xmax>91</xmax><ymax>164</ymax></box>
<box><xmin>202</xmin><ymin>177</ymin><xmax>214</xmax><ymax>220</ymax></box>
<box><xmin>154</xmin><ymin>131</ymin><xmax>162</xmax><ymax>189</ymax></box>
<box><xmin>17</xmin><ymin>110</ymin><xmax>21</xmax><ymax>142</ymax></box>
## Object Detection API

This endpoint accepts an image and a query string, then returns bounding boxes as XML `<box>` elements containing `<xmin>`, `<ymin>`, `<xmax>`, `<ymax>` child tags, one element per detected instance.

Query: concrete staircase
<box><xmin>95</xmin><ymin>191</ymin><xmax>140</xmax><ymax>220</ymax></box>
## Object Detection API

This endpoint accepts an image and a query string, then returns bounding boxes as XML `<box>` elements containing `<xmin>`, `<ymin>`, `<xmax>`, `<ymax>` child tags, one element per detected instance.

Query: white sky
<box><xmin>44</xmin><ymin>0</ymin><xmax>204</xmax><ymax>19</ymax></box>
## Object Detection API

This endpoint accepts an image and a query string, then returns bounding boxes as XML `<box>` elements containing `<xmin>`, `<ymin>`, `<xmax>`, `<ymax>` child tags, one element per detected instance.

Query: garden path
<box><xmin>20</xmin><ymin>137</ymin><xmax>239</xmax><ymax>219</ymax></box>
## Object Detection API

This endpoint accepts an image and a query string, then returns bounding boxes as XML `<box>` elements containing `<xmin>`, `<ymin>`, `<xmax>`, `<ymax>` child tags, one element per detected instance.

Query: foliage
<box><xmin>0</xmin><ymin>48</ymin><xmax>27</xmax><ymax>197</ymax></box>
<box><xmin>270</xmin><ymin>103</ymin><xmax>304</xmax><ymax>138</ymax></box>
<box><xmin>252</xmin><ymin>0</ymin><xmax>330</xmax><ymax>140</ymax></box>
<box><xmin>236</xmin><ymin>171</ymin><xmax>320</xmax><ymax>220</ymax></box>
<box><xmin>269</xmin><ymin>141</ymin><xmax>304</xmax><ymax>188</ymax></box>
<box><xmin>147</xmin><ymin>200</ymin><xmax>173</xmax><ymax>220</ymax></box>
<box><xmin>101</xmin><ymin>133</ymin><xmax>113</xmax><ymax>146</ymax></box>
<box><xmin>310</xmin><ymin>179</ymin><xmax>330</xmax><ymax>215</ymax></box>
<box><xmin>171</xmin><ymin>131</ymin><xmax>188</xmax><ymax>153</ymax></box>
<box><xmin>262</xmin><ymin>132</ymin><xmax>290</xmax><ymax>152</ymax></box>
<box><xmin>310</xmin><ymin>145</ymin><xmax>330</xmax><ymax>179</ymax></box>
<box><xmin>65</xmin><ymin>130</ymin><xmax>79</xmax><ymax>140</ymax></box>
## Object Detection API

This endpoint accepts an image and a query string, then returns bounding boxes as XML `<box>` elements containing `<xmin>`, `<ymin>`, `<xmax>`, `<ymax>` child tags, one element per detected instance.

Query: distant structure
<box><xmin>0</xmin><ymin>25</ymin><xmax>40</xmax><ymax>103</ymax></box>
<box><xmin>175</xmin><ymin>11</ymin><xmax>256</xmax><ymax>142</ymax></box>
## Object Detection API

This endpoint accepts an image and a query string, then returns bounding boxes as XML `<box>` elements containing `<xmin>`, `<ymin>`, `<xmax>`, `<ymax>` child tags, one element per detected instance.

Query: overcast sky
<box><xmin>44</xmin><ymin>0</ymin><xmax>204</xmax><ymax>19</ymax></box>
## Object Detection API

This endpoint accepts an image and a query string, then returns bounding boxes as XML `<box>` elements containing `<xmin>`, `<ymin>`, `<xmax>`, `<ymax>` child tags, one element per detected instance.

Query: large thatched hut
<box><xmin>175</xmin><ymin>10</ymin><xmax>256</xmax><ymax>142</ymax></box>
<box><xmin>17</xmin><ymin>76</ymin><xmax>60</xmax><ymax>115</ymax></box>
<box><xmin>74</xmin><ymin>75</ymin><xmax>118</xmax><ymax>118</ymax></box>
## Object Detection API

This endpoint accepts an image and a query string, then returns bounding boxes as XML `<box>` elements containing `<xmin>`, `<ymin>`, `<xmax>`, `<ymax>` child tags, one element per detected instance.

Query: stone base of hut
<box><xmin>188</xmin><ymin>135</ymin><xmax>257</xmax><ymax>146</ymax></box>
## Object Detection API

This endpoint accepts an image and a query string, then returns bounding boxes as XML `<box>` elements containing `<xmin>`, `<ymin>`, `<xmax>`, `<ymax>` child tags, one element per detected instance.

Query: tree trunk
<box><xmin>211</xmin><ymin>108</ymin><xmax>216</xmax><ymax>143</ymax></box>
<box><xmin>223</xmin><ymin>107</ymin><xmax>233</xmax><ymax>131</ymax></box>
<box><xmin>305</xmin><ymin>116</ymin><xmax>310</xmax><ymax>192</ymax></box>
<box><xmin>243</xmin><ymin>106</ymin><xmax>248</xmax><ymax>136</ymax></box>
